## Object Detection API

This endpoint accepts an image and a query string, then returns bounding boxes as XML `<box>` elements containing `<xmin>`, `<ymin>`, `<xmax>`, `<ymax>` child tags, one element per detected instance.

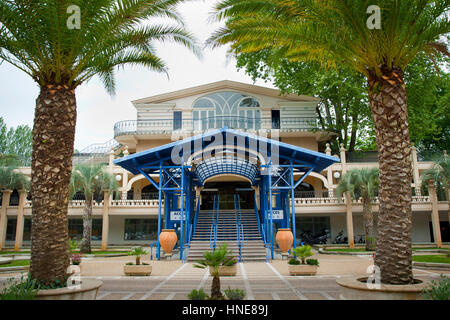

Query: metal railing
<box><xmin>209</xmin><ymin>194</ymin><xmax>219</xmax><ymax>250</ymax></box>
<box><xmin>254</xmin><ymin>195</ymin><xmax>262</xmax><ymax>240</ymax></box>
<box><xmin>114</xmin><ymin>116</ymin><xmax>317</xmax><ymax>137</ymax></box>
<box><xmin>234</xmin><ymin>194</ymin><xmax>244</xmax><ymax>263</ymax></box>
<box><xmin>191</xmin><ymin>196</ymin><xmax>201</xmax><ymax>242</ymax></box>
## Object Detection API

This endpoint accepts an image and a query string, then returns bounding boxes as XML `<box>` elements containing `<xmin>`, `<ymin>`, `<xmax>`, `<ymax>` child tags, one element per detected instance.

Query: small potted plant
<box><xmin>123</xmin><ymin>247</ymin><xmax>152</xmax><ymax>276</ymax></box>
<box><xmin>71</xmin><ymin>254</ymin><xmax>82</xmax><ymax>266</ymax></box>
<box><xmin>288</xmin><ymin>245</ymin><xmax>319</xmax><ymax>276</ymax></box>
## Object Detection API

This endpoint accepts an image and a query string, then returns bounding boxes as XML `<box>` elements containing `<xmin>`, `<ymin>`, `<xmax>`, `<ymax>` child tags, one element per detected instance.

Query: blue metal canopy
<box><xmin>113</xmin><ymin>127</ymin><xmax>339</xmax><ymax>175</ymax></box>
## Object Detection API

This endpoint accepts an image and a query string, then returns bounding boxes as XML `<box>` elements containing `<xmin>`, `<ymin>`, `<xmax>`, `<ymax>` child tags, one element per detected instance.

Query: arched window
<box><xmin>192</xmin><ymin>91</ymin><xmax>261</xmax><ymax>130</ymax></box>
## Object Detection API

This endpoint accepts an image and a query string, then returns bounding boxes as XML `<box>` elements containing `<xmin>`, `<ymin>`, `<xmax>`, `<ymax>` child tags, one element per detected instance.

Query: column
<box><xmin>345</xmin><ymin>192</ymin><xmax>355</xmax><ymax>248</ymax></box>
<box><xmin>121</xmin><ymin>146</ymin><xmax>129</xmax><ymax>200</ymax></box>
<box><xmin>325</xmin><ymin>143</ymin><xmax>334</xmax><ymax>197</ymax></box>
<box><xmin>428</xmin><ymin>182</ymin><xmax>442</xmax><ymax>248</ymax></box>
<box><xmin>0</xmin><ymin>190</ymin><xmax>12</xmax><ymax>250</ymax></box>
<box><xmin>411</xmin><ymin>143</ymin><xmax>421</xmax><ymax>195</ymax></box>
<box><xmin>340</xmin><ymin>144</ymin><xmax>347</xmax><ymax>175</ymax></box>
<box><xmin>14</xmin><ymin>190</ymin><xmax>28</xmax><ymax>251</ymax></box>
<box><xmin>101</xmin><ymin>190</ymin><xmax>111</xmax><ymax>250</ymax></box>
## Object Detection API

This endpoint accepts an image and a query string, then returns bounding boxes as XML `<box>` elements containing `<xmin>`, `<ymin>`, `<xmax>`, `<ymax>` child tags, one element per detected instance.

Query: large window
<box><xmin>6</xmin><ymin>218</ymin><xmax>31</xmax><ymax>241</ymax></box>
<box><xmin>295</xmin><ymin>216</ymin><xmax>330</xmax><ymax>240</ymax></box>
<box><xmin>68</xmin><ymin>219</ymin><xmax>102</xmax><ymax>240</ymax></box>
<box><xmin>173</xmin><ymin>111</ymin><xmax>182</xmax><ymax>130</ymax></box>
<box><xmin>124</xmin><ymin>219</ymin><xmax>158</xmax><ymax>240</ymax></box>
<box><xmin>192</xmin><ymin>91</ymin><xmax>261</xmax><ymax>130</ymax></box>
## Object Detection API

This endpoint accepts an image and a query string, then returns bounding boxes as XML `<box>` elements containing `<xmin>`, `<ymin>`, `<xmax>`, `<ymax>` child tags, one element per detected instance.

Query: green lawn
<box><xmin>0</xmin><ymin>251</ymin><xmax>30</xmax><ymax>255</ymax></box>
<box><xmin>323</xmin><ymin>248</ymin><xmax>371</xmax><ymax>252</ymax></box>
<box><xmin>412</xmin><ymin>247</ymin><xmax>450</xmax><ymax>251</ymax></box>
<box><xmin>0</xmin><ymin>260</ymin><xmax>30</xmax><ymax>268</ymax></box>
<box><xmin>412</xmin><ymin>255</ymin><xmax>450</xmax><ymax>264</ymax></box>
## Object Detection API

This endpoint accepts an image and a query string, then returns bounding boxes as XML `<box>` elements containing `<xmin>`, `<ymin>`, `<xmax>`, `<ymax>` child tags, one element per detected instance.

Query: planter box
<box><xmin>337</xmin><ymin>276</ymin><xmax>429</xmax><ymax>300</ymax></box>
<box><xmin>124</xmin><ymin>265</ymin><xmax>152</xmax><ymax>276</ymax></box>
<box><xmin>288</xmin><ymin>264</ymin><xmax>318</xmax><ymax>276</ymax></box>
<box><xmin>35</xmin><ymin>279</ymin><xmax>102</xmax><ymax>300</ymax></box>
<box><xmin>209</xmin><ymin>265</ymin><xmax>237</xmax><ymax>276</ymax></box>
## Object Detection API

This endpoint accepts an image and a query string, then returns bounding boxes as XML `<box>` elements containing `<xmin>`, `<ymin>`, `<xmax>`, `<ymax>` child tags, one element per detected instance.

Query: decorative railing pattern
<box><xmin>114</xmin><ymin>117</ymin><xmax>317</xmax><ymax>137</ymax></box>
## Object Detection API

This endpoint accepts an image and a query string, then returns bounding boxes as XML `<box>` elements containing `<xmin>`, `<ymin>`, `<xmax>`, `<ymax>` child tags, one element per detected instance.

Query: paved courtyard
<box><xmin>1</xmin><ymin>253</ymin><xmax>447</xmax><ymax>300</ymax></box>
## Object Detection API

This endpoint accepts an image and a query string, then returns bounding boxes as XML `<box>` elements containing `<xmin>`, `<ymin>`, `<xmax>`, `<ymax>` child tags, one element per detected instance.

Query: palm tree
<box><xmin>194</xmin><ymin>243</ymin><xmax>236</xmax><ymax>300</ymax></box>
<box><xmin>0</xmin><ymin>163</ymin><xmax>29</xmax><ymax>192</ymax></box>
<box><xmin>336</xmin><ymin>168</ymin><xmax>380</xmax><ymax>251</ymax></box>
<box><xmin>69</xmin><ymin>163</ymin><xmax>118</xmax><ymax>254</ymax></box>
<box><xmin>208</xmin><ymin>0</ymin><xmax>449</xmax><ymax>285</ymax></box>
<box><xmin>0</xmin><ymin>0</ymin><xmax>199</xmax><ymax>285</ymax></box>
<box><xmin>421</xmin><ymin>156</ymin><xmax>450</xmax><ymax>222</ymax></box>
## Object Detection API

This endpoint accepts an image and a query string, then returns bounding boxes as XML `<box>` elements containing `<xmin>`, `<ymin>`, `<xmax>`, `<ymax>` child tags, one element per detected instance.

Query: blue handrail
<box><xmin>254</xmin><ymin>195</ymin><xmax>262</xmax><ymax>240</ymax></box>
<box><xmin>240</xmin><ymin>225</ymin><xmax>244</xmax><ymax>263</ymax></box>
<box><xmin>192</xmin><ymin>196</ymin><xmax>201</xmax><ymax>241</ymax></box>
<box><xmin>214</xmin><ymin>194</ymin><xmax>219</xmax><ymax>250</ymax></box>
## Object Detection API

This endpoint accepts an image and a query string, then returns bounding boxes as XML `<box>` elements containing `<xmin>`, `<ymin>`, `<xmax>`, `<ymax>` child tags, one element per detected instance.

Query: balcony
<box><xmin>114</xmin><ymin>116</ymin><xmax>317</xmax><ymax>138</ymax></box>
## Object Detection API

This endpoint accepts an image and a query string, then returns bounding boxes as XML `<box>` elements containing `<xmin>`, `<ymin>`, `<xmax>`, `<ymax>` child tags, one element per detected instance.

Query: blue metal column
<box><xmin>290</xmin><ymin>162</ymin><xmax>297</xmax><ymax>249</ymax></box>
<box><xmin>268</xmin><ymin>162</ymin><xmax>274</xmax><ymax>261</ymax></box>
<box><xmin>180</xmin><ymin>165</ymin><xmax>185</xmax><ymax>260</ymax></box>
<box><xmin>157</xmin><ymin>163</ymin><xmax>163</xmax><ymax>260</ymax></box>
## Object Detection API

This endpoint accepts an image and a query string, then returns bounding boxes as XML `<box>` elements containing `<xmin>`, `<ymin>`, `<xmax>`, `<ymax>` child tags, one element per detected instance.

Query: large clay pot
<box><xmin>276</xmin><ymin>228</ymin><xmax>294</xmax><ymax>254</ymax></box>
<box><xmin>159</xmin><ymin>229</ymin><xmax>178</xmax><ymax>256</ymax></box>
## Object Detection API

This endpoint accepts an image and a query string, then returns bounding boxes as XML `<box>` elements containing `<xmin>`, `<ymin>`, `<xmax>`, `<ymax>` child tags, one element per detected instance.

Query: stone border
<box><xmin>0</xmin><ymin>257</ymin><xmax>13</xmax><ymax>265</ymax></box>
<box><xmin>0</xmin><ymin>265</ymin><xmax>30</xmax><ymax>273</ymax></box>
<box><xmin>337</xmin><ymin>276</ymin><xmax>430</xmax><ymax>300</ymax></box>
<box><xmin>83</xmin><ymin>253</ymin><xmax>128</xmax><ymax>258</ymax></box>
<box><xmin>318</xmin><ymin>248</ymin><xmax>373</xmax><ymax>255</ymax></box>
<box><xmin>412</xmin><ymin>261</ymin><xmax>450</xmax><ymax>270</ymax></box>
<box><xmin>35</xmin><ymin>279</ymin><xmax>103</xmax><ymax>300</ymax></box>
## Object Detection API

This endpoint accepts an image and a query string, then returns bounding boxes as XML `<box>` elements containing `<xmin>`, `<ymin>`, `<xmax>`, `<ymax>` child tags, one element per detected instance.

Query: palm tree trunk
<box><xmin>368</xmin><ymin>66</ymin><xmax>413</xmax><ymax>285</ymax></box>
<box><xmin>30</xmin><ymin>85</ymin><xmax>76</xmax><ymax>285</ymax></box>
<box><xmin>362</xmin><ymin>198</ymin><xmax>376</xmax><ymax>251</ymax></box>
<box><xmin>211</xmin><ymin>275</ymin><xmax>222</xmax><ymax>299</ymax></box>
<box><xmin>80</xmin><ymin>197</ymin><xmax>93</xmax><ymax>254</ymax></box>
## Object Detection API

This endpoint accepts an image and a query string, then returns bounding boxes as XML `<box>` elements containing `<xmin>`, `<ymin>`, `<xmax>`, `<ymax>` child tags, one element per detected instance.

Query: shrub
<box><xmin>0</xmin><ymin>274</ymin><xmax>39</xmax><ymax>300</ymax></box>
<box><xmin>288</xmin><ymin>258</ymin><xmax>300</xmax><ymax>265</ymax></box>
<box><xmin>293</xmin><ymin>245</ymin><xmax>314</xmax><ymax>264</ymax></box>
<box><xmin>188</xmin><ymin>289</ymin><xmax>209</xmax><ymax>300</ymax></box>
<box><xmin>128</xmin><ymin>247</ymin><xmax>148</xmax><ymax>265</ymax></box>
<box><xmin>224</xmin><ymin>287</ymin><xmax>246</xmax><ymax>300</ymax></box>
<box><xmin>222</xmin><ymin>256</ymin><xmax>237</xmax><ymax>266</ymax></box>
<box><xmin>306</xmin><ymin>259</ymin><xmax>319</xmax><ymax>266</ymax></box>
<box><xmin>71</xmin><ymin>253</ymin><xmax>82</xmax><ymax>265</ymax></box>
<box><xmin>422</xmin><ymin>275</ymin><xmax>450</xmax><ymax>300</ymax></box>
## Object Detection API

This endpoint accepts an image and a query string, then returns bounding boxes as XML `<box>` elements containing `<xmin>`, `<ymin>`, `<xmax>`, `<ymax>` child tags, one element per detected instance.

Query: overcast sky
<box><xmin>0</xmin><ymin>0</ymin><xmax>276</xmax><ymax>151</ymax></box>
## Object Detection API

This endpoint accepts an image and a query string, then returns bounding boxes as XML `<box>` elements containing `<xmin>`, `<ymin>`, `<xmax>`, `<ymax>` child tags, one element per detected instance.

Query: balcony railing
<box><xmin>114</xmin><ymin>116</ymin><xmax>317</xmax><ymax>137</ymax></box>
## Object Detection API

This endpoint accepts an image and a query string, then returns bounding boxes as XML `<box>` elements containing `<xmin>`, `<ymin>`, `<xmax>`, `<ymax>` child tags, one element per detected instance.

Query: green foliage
<box><xmin>306</xmin><ymin>259</ymin><xmax>319</xmax><ymax>266</ymax></box>
<box><xmin>288</xmin><ymin>258</ymin><xmax>300</xmax><ymax>265</ymax></box>
<box><xmin>69</xmin><ymin>163</ymin><xmax>119</xmax><ymax>201</ymax></box>
<box><xmin>293</xmin><ymin>245</ymin><xmax>314</xmax><ymax>264</ymax></box>
<box><xmin>194</xmin><ymin>243</ymin><xmax>234</xmax><ymax>276</ymax></box>
<box><xmin>0</xmin><ymin>274</ymin><xmax>39</xmax><ymax>300</ymax></box>
<box><xmin>0</xmin><ymin>117</ymin><xmax>32</xmax><ymax>166</ymax></box>
<box><xmin>335</xmin><ymin>168</ymin><xmax>380</xmax><ymax>202</ymax></box>
<box><xmin>0</xmin><ymin>162</ymin><xmax>29</xmax><ymax>191</ymax></box>
<box><xmin>422</xmin><ymin>275</ymin><xmax>450</xmax><ymax>300</ymax></box>
<box><xmin>421</xmin><ymin>156</ymin><xmax>450</xmax><ymax>194</ymax></box>
<box><xmin>187</xmin><ymin>289</ymin><xmax>209</xmax><ymax>300</ymax></box>
<box><xmin>0</xmin><ymin>0</ymin><xmax>200</xmax><ymax>94</ymax></box>
<box><xmin>128</xmin><ymin>247</ymin><xmax>148</xmax><ymax>265</ymax></box>
<box><xmin>69</xmin><ymin>239</ymin><xmax>80</xmax><ymax>253</ymax></box>
<box><xmin>224</xmin><ymin>287</ymin><xmax>246</xmax><ymax>300</ymax></box>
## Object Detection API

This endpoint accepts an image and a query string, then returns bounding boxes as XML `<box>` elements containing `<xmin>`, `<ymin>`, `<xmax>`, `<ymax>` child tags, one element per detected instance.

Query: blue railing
<box><xmin>234</xmin><ymin>194</ymin><xmax>244</xmax><ymax>263</ymax></box>
<box><xmin>209</xmin><ymin>194</ymin><xmax>219</xmax><ymax>250</ymax></box>
<box><xmin>254</xmin><ymin>195</ymin><xmax>262</xmax><ymax>240</ymax></box>
<box><xmin>191</xmin><ymin>196</ymin><xmax>201</xmax><ymax>242</ymax></box>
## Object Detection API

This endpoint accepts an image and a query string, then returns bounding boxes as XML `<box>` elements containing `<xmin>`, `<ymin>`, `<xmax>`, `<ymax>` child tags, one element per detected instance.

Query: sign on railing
<box><xmin>170</xmin><ymin>210</ymin><xmax>186</xmax><ymax>221</ymax></box>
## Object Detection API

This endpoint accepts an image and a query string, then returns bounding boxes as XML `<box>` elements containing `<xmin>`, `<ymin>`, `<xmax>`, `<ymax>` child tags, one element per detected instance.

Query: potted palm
<box><xmin>288</xmin><ymin>245</ymin><xmax>319</xmax><ymax>276</ymax></box>
<box><xmin>123</xmin><ymin>247</ymin><xmax>152</xmax><ymax>276</ymax></box>
<box><xmin>194</xmin><ymin>243</ymin><xmax>236</xmax><ymax>299</ymax></box>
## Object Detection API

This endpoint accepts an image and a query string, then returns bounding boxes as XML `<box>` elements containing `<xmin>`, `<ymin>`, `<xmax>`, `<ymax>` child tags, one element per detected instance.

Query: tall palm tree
<box><xmin>208</xmin><ymin>0</ymin><xmax>449</xmax><ymax>285</ymax></box>
<box><xmin>421</xmin><ymin>156</ymin><xmax>450</xmax><ymax>222</ymax></box>
<box><xmin>335</xmin><ymin>168</ymin><xmax>380</xmax><ymax>251</ymax></box>
<box><xmin>69</xmin><ymin>163</ymin><xmax>118</xmax><ymax>254</ymax></box>
<box><xmin>0</xmin><ymin>0</ymin><xmax>199</xmax><ymax>285</ymax></box>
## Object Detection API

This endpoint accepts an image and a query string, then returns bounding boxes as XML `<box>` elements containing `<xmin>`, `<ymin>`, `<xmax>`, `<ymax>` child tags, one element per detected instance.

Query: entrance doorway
<box><xmin>201</xmin><ymin>181</ymin><xmax>254</xmax><ymax>210</ymax></box>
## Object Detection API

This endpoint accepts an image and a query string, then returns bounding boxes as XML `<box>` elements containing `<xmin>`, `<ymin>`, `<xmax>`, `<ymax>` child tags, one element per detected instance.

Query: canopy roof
<box><xmin>114</xmin><ymin>128</ymin><xmax>339</xmax><ymax>177</ymax></box>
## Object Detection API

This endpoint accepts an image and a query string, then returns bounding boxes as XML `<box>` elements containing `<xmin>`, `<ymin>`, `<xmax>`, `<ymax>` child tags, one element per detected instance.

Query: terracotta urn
<box><xmin>159</xmin><ymin>229</ymin><xmax>178</xmax><ymax>256</ymax></box>
<box><xmin>276</xmin><ymin>228</ymin><xmax>294</xmax><ymax>254</ymax></box>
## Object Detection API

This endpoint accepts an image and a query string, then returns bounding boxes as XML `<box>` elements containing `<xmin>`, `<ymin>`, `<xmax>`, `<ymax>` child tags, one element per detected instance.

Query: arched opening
<box><xmin>201</xmin><ymin>175</ymin><xmax>254</xmax><ymax>210</ymax></box>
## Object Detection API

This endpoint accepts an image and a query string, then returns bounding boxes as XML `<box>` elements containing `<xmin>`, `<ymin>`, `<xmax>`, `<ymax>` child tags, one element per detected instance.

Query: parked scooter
<box><xmin>333</xmin><ymin>230</ymin><xmax>348</xmax><ymax>244</ymax></box>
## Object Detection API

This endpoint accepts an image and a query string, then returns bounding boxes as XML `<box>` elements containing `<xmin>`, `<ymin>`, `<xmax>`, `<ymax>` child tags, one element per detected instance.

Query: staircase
<box><xmin>187</xmin><ymin>209</ymin><xmax>267</xmax><ymax>262</ymax></box>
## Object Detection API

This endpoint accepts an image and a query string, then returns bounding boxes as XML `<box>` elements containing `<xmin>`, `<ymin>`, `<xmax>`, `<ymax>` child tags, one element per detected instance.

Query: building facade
<box><xmin>1</xmin><ymin>81</ymin><xmax>449</xmax><ymax>256</ymax></box>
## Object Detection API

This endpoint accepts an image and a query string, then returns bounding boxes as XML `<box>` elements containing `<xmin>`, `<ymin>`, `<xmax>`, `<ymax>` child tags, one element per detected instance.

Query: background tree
<box><xmin>69</xmin><ymin>163</ymin><xmax>118</xmax><ymax>254</ymax></box>
<box><xmin>335</xmin><ymin>168</ymin><xmax>380</xmax><ymax>251</ymax></box>
<box><xmin>0</xmin><ymin>0</ymin><xmax>199</xmax><ymax>285</ymax></box>
<box><xmin>209</xmin><ymin>0</ymin><xmax>449</xmax><ymax>284</ymax></box>
<box><xmin>0</xmin><ymin>117</ymin><xmax>32</xmax><ymax>166</ymax></box>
